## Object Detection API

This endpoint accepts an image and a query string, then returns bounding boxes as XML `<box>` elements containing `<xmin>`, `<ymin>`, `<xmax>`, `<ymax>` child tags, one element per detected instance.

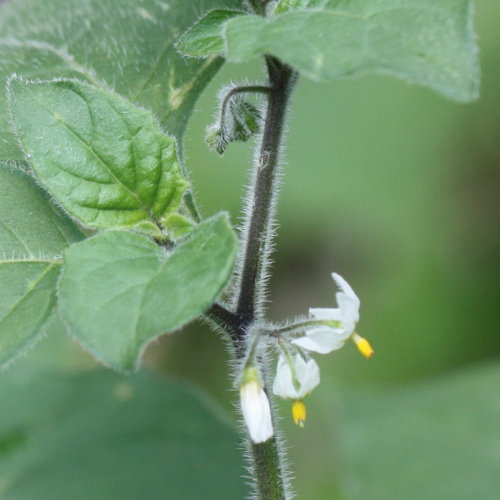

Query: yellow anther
<box><xmin>292</xmin><ymin>401</ymin><xmax>307</xmax><ymax>428</ymax></box>
<box><xmin>352</xmin><ymin>333</ymin><xmax>374</xmax><ymax>359</ymax></box>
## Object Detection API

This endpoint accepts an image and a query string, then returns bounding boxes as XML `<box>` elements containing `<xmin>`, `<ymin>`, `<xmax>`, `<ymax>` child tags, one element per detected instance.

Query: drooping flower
<box><xmin>292</xmin><ymin>273</ymin><xmax>373</xmax><ymax>358</ymax></box>
<box><xmin>239</xmin><ymin>366</ymin><xmax>274</xmax><ymax>443</ymax></box>
<box><xmin>272</xmin><ymin>353</ymin><xmax>320</xmax><ymax>427</ymax></box>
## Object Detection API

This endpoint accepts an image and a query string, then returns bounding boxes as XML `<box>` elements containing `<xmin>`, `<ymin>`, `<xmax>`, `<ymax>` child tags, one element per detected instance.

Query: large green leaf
<box><xmin>0</xmin><ymin>162</ymin><xmax>82</xmax><ymax>367</ymax></box>
<box><xmin>176</xmin><ymin>9</ymin><xmax>244</xmax><ymax>57</ymax></box>
<box><xmin>0</xmin><ymin>363</ymin><xmax>247</xmax><ymax>499</ymax></box>
<box><xmin>333</xmin><ymin>364</ymin><xmax>500</xmax><ymax>499</ymax></box>
<box><xmin>8</xmin><ymin>78</ymin><xmax>189</xmax><ymax>237</ymax></box>
<box><xmin>59</xmin><ymin>214</ymin><xmax>238</xmax><ymax>372</ymax></box>
<box><xmin>0</xmin><ymin>0</ymin><xmax>243</xmax><ymax>160</ymax></box>
<box><xmin>182</xmin><ymin>0</ymin><xmax>479</xmax><ymax>102</ymax></box>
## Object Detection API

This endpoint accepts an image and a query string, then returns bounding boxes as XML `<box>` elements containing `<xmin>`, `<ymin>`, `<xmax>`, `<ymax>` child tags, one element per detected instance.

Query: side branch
<box><xmin>219</xmin><ymin>85</ymin><xmax>271</xmax><ymax>131</ymax></box>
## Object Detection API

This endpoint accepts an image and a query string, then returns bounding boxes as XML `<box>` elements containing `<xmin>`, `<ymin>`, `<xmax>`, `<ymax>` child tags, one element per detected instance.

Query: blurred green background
<box><xmin>159</xmin><ymin>0</ymin><xmax>500</xmax><ymax>497</ymax></box>
<box><xmin>2</xmin><ymin>0</ymin><xmax>498</xmax><ymax>498</ymax></box>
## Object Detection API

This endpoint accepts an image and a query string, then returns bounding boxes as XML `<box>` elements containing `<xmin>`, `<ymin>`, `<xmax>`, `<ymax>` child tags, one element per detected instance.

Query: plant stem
<box><xmin>235</xmin><ymin>57</ymin><xmax>296</xmax><ymax>327</ymax></box>
<box><xmin>204</xmin><ymin>303</ymin><xmax>241</xmax><ymax>343</ymax></box>
<box><xmin>251</xmin><ymin>438</ymin><xmax>287</xmax><ymax>499</ymax></box>
<box><xmin>230</xmin><ymin>56</ymin><xmax>296</xmax><ymax>499</ymax></box>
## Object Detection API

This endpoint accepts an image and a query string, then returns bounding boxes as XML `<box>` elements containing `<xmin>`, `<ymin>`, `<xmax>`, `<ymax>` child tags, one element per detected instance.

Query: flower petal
<box><xmin>309</xmin><ymin>307</ymin><xmax>342</xmax><ymax>321</ymax></box>
<box><xmin>272</xmin><ymin>354</ymin><xmax>320</xmax><ymax>399</ymax></box>
<box><xmin>294</xmin><ymin>356</ymin><xmax>320</xmax><ymax>397</ymax></box>
<box><xmin>293</xmin><ymin>327</ymin><xmax>347</xmax><ymax>354</ymax></box>
<box><xmin>272</xmin><ymin>356</ymin><xmax>294</xmax><ymax>399</ymax></box>
<box><xmin>331</xmin><ymin>272</ymin><xmax>360</xmax><ymax>305</ymax></box>
<box><xmin>336</xmin><ymin>294</ymin><xmax>359</xmax><ymax>325</ymax></box>
<box><xmin>240</xmin><ymin>381</ymin><xmax>273</xmax><ymax>443</ymax></box>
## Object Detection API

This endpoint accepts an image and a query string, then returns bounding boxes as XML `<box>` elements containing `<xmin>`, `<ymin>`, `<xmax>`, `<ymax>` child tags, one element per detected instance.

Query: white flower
<box><xmin>272</xmin><ymin>354</ymin><xmax>320</xmax><ymax>400</ymax></box>
<box><xmin>240</xmin><ymin>368</ymin><xmax>273</xmax><ymax>444</ymax></box>
<box><xmin>272</xmin><ymin>353</ymin><xmax>319</xmax><ymax>427</ymax></box>
<box><xmin>292</xmin><ymin>273</ymin><xmax>372</xmax><ymax>358</ymax></box>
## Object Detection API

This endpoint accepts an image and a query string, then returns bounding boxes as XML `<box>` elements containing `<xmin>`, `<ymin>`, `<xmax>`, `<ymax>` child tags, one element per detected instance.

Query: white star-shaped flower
<box><xmin>292</xmin><ymin>273</ymin><xmax>373</xmax><ymax>358</ymax></box>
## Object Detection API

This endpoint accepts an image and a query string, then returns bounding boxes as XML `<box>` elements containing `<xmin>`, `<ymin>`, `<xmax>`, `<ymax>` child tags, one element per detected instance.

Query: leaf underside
<box><xmin>178</xmin><ymin>0</ymin><xmax>479</xmax><ymax>102</ymax></box>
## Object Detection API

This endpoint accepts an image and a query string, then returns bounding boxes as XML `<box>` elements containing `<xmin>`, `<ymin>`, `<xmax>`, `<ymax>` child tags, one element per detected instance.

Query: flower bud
<box><xmin>240</xmin><ymin>367</ymin><xmax>273</xmax><ymax>443</ymax></box>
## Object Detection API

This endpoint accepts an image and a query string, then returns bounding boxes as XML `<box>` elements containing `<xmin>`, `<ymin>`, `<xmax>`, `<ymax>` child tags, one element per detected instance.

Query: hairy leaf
<box><xmin>176</xmin><ymin>9</ymin><xmax>244</xmax><ymax>57</ymax></box>
<box><xmin>0</xmin><ymin>0</ymin><xmax>244</xmax><ymax>160</ymax></box>
<box><xmin>8</xmin><ymin>78</ymin><xmax>189</xmax><ymax>237</ymax></box>
<box><xmin>222</xmin><ymin>0</ymin><xmax>479</xmax><ymax>101</ymax></box>
<box><xmin>0</xmin><ymin>364</ymin><xmax>247</xmax><ymax>498</ymax></box>
<box><xmin>0</xmin><ymin>162</ymin><xmax>82</xmax><ymax>367</ymax></box>
<box><xmin>59</xmin><ymin>214</ymin><xmax>238</xmax><ymax>372</ymax></box>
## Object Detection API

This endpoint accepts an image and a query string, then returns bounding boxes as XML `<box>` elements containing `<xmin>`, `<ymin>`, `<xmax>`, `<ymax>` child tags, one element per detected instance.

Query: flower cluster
<box><xmin>239</xmin><ymin>272</ymin><xmax>373</xmax><ymax>443</ymax></box>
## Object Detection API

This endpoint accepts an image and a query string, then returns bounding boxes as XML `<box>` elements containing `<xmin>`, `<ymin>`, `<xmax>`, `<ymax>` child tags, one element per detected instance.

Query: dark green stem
<box><xmin>235</xmin><ymin>57</ymin><xmax>296</xmax><ymax>327</ymax></box>
<box><xmin>252</xmin><ymin>437</ymin><xmax>287</xmax><ymax>499</ymax></box>
<box><xmin>228</xmin><ymin>56</ymin><xmax>296</xmax><ymax>499</ymax></box>
<box><xmin>204</xmin><ymin>303</ymin><xmax>241</xmax><ymax>344</ymax></box>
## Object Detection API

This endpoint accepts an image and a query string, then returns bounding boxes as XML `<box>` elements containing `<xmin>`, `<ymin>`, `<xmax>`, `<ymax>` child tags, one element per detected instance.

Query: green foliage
<box><xmin>206</xmin><ymin>125</ymin><xmax>231</xmax><ymax>156</ymax></box>
<box><xmin>0</xmin><ymin>362</ymin><xmax>247</xmax><ymax>499</ymax></box>
<box><xmin>336</xmin><ymin>364</ymin><xmax>500</xmax><ymax>499</ymax></box>
<box><xmin>176</xmin><ymin>9</ymin><xmax>244</xmax><ymax>57</ymax></box>
<box><xmin>206</xmin><ymin>93</ymin><xmax>262</xmax><ymax>155</ymax></box>
<box><xmin>230</xmin><ymin>99</ymin><xmax>261</xmax><ymax>142</ymax></box>
<box><xmin>59</xmin><ymin>214</ymin><xmax>238</xmax><ymax>372</ymax></box>
<box><xmin>8</xmin><ymin>78</ymin><xmax>189</xmax><ymax>238</ymax></box>
<box><xmin>179</xmin><ymin>0</ymin><xmax>479</xmax><ymax>102</ymax></box>
<box><xmin>0</xmin><ymin>163</ymin><xmax>82</xmax><ymax>367</ymax></box>
<box><xmin>275</xmin><ymin>0</ymin><xmax>309</xmax><ymax>14</ymax></box>
<box><xmin>0</xmin><ymin>0</ymin><xmax>243</xmax><ymax>160</ymax></box>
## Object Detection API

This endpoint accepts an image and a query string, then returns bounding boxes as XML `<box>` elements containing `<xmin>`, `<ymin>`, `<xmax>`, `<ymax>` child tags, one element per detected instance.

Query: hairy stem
<box><xmin>235</xmin><ymin>57</ymin><xmax>296</xmax><ymax>327</ymax></box>
<box><xmin>251</xmin><ymin>437</ymin><xmax>287</xmax><ymax>499</ymax></box>
<box><xmin>204</xmin><ymin>302</ymin><xmax>241</xmax><ymax>343</ymax></box>
<box><xmin>229</xmin><ymin>57</ymin><xmax>297</xmax><ymax>499</ymax></box>
<box><xmin>219</xmin><ymin>85</ymin><xmax>271</xmax><ymax>131</ymax></box>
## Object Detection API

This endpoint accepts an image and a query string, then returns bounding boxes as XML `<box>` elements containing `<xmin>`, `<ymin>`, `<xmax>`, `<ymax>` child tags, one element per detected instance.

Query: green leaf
<box><xmin>205</xmin><ymin>125</ymin><xmax>231</xmax><ymax>156</ymax></box>
<box><xmin>0</xmin><ymin>364</ymin><xmax>247</xmax><ymax>498</ymax></box>
<box><xmin>176</xmin><ymin>9</ymin><xmax>244</xmax><ymax>58</ymax></box>
<box><xmin>335</xmin><ymin>364</ymin><xmax>500</xmax><ymax>499</ymax></box>
<box><xmin>8</xmin><ymin>78</ymin><xmax>189</xmax><ymax>237</ymax></box>
<box><xmin>275</xmin><ymin>0</ymin><xmax>309</xmax><ymax>15</ymax></box>
<box><xmin>223</xmin><ymin>0</ymin><xmax>479</xmax><ymax>102</ymax></box>
<box><xmin>59</xmin><ymin>214</ymin><xmax>238</xmax><ymax>372</ymax></box>
<box><xmin>230</xmin><ymin>99</ymin><xmax>261</xmax><ymax>142</ymax></box>
<box><xmin>0</xmin><ymin>162</ymin><xmax>82</xmax><ymax>367</ymax></box>
<box><xmin>0</xmin><ymin>0</ymin><xmax>244</xmax><ymax>160</ymax></box>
